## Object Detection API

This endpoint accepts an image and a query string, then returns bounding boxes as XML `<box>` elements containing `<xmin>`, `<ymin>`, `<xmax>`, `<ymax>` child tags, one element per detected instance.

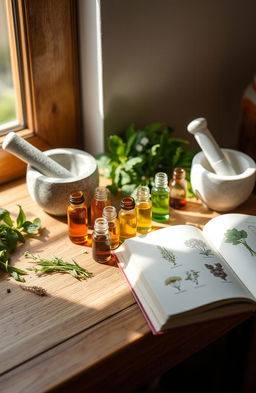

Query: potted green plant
<box><xmin>96</xmin><ymin>123</ymin><xmax>196</xmax><ymax>196</ymax></box>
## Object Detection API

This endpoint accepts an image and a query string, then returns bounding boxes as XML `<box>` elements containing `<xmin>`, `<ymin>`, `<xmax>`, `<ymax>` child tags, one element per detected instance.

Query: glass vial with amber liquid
<box><xmin>102</xmin><ymin>206</ymin><xmax>120</xmax><ymax>249</ymax></box>
<box><xmin>151</xmin><ymin>172</ymin><xmax>170</xmax><ymax>222</ymax></box>
<box><xmin>118</xmin><ymin>197</ymin><xmax>137</xmax><ymax>241</ymax></box>
<box><xmin>169</xmin><ymin>167</ymin><xmax>187</xmax><ymax>209</ymax></box>
<box><xmin>67</xmin><ymin>191</ymin><xmax>88</xmax><ymax>244</ymax></box>
<box><xmin>90</xmin><ymin>186</ymin><xmax>110</xmax><ymax>228</ymax></box>
<box><xmin>92</xmin><ymin>217</ymin><xmax>111</xmax><ymax>263</ymax></box>
<box><xmin>136</xmin><ymin>185</ymin><xmax>152</xmax><ymax>234</ymax></box>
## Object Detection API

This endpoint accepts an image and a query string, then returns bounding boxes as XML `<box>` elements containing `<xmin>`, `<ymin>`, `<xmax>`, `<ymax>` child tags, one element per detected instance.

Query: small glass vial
<box><xmin>118</xmin><ymin>196</ymin><xmax>137</xmax><ymax>241</ymax></box>
<box><xmin>102</xmin><ymin>206</ymin><xmax>120</xmax><ymax>249</ymax></box>
<box><xmin>151</xmin><ymin>172</ymin><xmax>170</xmax><ymax>222</ymax></box>
<box><xmin>92</xmin><ymin>217</ymin><xmax>111</xmax><ymax>263</ymax></box>
<box><xmin>169</xmin><ymin>167</ymin><xmax>187</xmax><ymax>209</ymax></box>
<box><xmin>136</xmin><ymin>185</ymin><xmax>152</xmax><ymax>234</ymax></box>
<box><xmin>90</xmin><ymin>186</ymin><xmax>110</xmax><ymax>228</ymax></box>
<box><xmin>67</xmin><ymin>190</ymin><xmax>88</xmax><ymax>244</ymax></box>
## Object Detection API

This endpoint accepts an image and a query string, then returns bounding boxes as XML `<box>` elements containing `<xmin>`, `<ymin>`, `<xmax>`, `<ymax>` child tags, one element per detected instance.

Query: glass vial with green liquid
<box><xmin>151</xmin><ymin>172</ymin><xmax>170</xmax><ymax>222</ymax></box>
<box><xmin>136</xmin><ymin>185</ymin><xmax>152</xmax><ymax>233</ymax></box>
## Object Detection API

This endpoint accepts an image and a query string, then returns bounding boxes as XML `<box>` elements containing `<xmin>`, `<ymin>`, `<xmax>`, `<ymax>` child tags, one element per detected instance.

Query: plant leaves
<box><xmin>108</xmin><ymin>135</ymin><xmax>125</xmax><ymax>160</ymax></box>
<box><xmin>0</xmin><ymin>208</ymin><xmax>14</xmax><ymax>227</ymax></box>
<box><xmin>22</xmin><ymin>218</ymin><xmax>41</xmax><ymax>234</ymax></box>
<box><xmin>124</xmin><ymin>157</ymin><xmax>143</xmax><ymax>171</ymax></box>
<box><xmin>224</xmin><ymin>228</ymin><xmax>248</xmax><ymax>244</ymax></box>
<box><xmin>16</xmin><ymin>205</ymin><xmax>27</xmax><ymax>228</ymax></box>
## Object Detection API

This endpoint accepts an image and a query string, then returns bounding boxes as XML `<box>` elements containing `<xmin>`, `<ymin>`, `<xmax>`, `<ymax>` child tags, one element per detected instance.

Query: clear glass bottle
<box><xmin>102</xmin><ymin>206</ymin><xmax>120</xmax><ymax>249</ymax></box>
<box><xmin>151</xmin><ymin>172</ymin><xmax>170</xmax><ymax>222</ymax></box>
<box><xmin>169</xmin><ymin>167</ymin><xmax>187</xmax><ymax>209</ymax></box>
<box><xmin>92</xmin><ymin>217</ymin><xmax>111</xmax><ymax>263</ymax></box>
<box><xmin>67</xmin><ymin>190</ymin><xmax>88</xmax><ymax>244</ymax></box>
<box><xmin>135</xmin><ymin>185</ymin><xmax>152</xmax><ymax>234</ymax></box>
<box><xmin>118</xmin><ymin>196</ymin><xmax>137</xmax><ymax>241</ymax></box>
<box><xmin>90</xmin><ymin>186</ymin><xmax>110</xmax><ymax>228</ymax></box>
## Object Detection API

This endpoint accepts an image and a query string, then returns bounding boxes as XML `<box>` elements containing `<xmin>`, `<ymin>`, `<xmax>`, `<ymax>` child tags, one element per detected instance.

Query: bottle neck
<box><xmin>136</xmin><ymin>186</ymin><xmax>150</xmax><ymax>202</ymax></box>
<box><xmin>172</xmin><ymin>167</ymin><xmax>186</xmax><ymax>181</ymax></box>
<box><xmin>103</xmin><ymin>206</ymin><xmax>117</xmax><ymax>221</ymax></box>
<box><xmin>69</xmin><ymin>190</ymin><xmax>85</xmax><ymax>205</ymax></box>
<box><xmin>154</xmin><ymin>172</ymin><xmax>168</xmax><ymax>187</ymax></box>
<box><xmin>120</xmin><ymin>196</ymin><xmax>135</xmax><ymax>210</ymax></box>
<box><xmin>94</xmin><ymin>186</ymin><xmax>108</xmax><ymax>201</ymax></box>
<box><xmin>94</xmin><ymin>217</ymin><xmax>109</xmax><ymax>235</ymax></box>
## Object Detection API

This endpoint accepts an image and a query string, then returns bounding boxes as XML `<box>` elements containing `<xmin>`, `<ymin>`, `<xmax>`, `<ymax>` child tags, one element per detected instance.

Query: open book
<box><xmin>115</xmin><ymin>213</ymin><xmax>256</xmax><ymax>334</ymax></box>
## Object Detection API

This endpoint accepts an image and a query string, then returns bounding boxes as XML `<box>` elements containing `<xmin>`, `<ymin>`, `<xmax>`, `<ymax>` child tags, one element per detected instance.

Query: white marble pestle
<box><xmin>187</xmin><ymin>117</ymin><xmax>236</xmax><ymax>176</ymax></box>
<box><xmin>2</xmin><ymin>132</ymin><xmax>73</xmax><ymax>178</ymax></box>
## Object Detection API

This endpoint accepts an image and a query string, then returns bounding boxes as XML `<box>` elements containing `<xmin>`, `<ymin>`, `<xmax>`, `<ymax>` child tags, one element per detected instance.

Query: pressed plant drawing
<box><xmin>224</xmin><ymin>228</ymin><xmax>256</xmax><ymax>256</ymax></box>
<box><xmin>157</xmin><ymin>246</ymin><xmax>177</xmax><ymax>266</ymax></box>
<box><xmin>165</xmin><ymin>276</ymin><xmax>182</xmax><ymax>291</ymax></box>
<box><xmin>205</xmin><ymin>263</ymin><xmax>227</xmax><ymax>281</ymax></box>
<box><xmin>184</xmin><ymin>238</ymin><xmax>214</xmax><ymax>257</ymax></box>
<box><xmin>185</xmin><ymin>269</ymin><xmax>200</xmax><ymax>286</ymax></box>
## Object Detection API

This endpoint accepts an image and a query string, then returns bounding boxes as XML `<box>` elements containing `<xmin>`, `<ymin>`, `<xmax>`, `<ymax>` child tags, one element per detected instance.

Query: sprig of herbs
<box><xmin>24</xmin><ymin>251</ymin><xmax>93</xmax><ymax>280</ymax></box>
<box><xmin>0</xmin><ymin>205</ymin><xmax>41</xmax><ymax>282</ymax></box>
<box><xmin>97</xmin><ymin>123</ymin><xmax>197</xmax><ymax>196</ymax></box>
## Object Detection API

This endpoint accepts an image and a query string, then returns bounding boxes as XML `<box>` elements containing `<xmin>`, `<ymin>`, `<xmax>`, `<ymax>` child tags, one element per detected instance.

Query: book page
<box><xmin>203</xmin><ymin>214</ymin><xmax>256</xmax><ymax>298</ymax></box>
<box><xmin>116</xmin><ymin>225</ymin><xmax>253</xmax><ymax>330</ymax></box>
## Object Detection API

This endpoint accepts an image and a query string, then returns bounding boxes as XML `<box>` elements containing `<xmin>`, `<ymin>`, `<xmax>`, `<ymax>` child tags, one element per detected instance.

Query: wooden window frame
<box><xmin>0</xmin><ymin>0</ymin><xmax>81</xmax><ymax>184</ymax></box>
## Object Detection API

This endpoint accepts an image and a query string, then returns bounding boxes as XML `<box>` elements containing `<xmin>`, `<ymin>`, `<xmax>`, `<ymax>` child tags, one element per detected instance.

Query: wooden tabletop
<box><xmin>0</xmin><ymin>178</ymin><xmax>256</xmax><ymax>393</ymax></box>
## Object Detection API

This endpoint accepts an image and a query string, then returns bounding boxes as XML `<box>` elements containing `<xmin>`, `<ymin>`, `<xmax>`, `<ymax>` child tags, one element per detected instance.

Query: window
<box><xmin>0</xmin><ymin>0</ymin><xmax>80</xmax><ymax>184</ymax></box>
<box><xmin>0</xmin><ymin>0</ymin><xmax>23</xmax><ymax>132</ymax></box>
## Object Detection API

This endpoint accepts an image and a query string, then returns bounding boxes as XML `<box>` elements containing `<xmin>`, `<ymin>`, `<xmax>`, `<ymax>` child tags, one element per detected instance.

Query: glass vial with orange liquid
<box><xmin>169</xmin><ymin>167</ymin><xmax>187</xmax><ymax>209</ymax></box>
<box><xmin>67</xmin><ymin>190</ymin><xmax>88</xmax><ymax>244</ymax></box>
<box><xmin>90</xmin><ymin>186</ymin><xmax>110</xmax><ymax>228</ymax></box>
<box><xmin>118</xmin><ymin>196</ymin><xmax>137</xmax><ymax>241</ymax></box>
<box><xmin>135</xmin><ymin>185</ymin><xmax>152</xmax><ymax>234</ymax></box>
<box><xmin>102</xmin><ymin>206</ymin><xmax>120</xmax><ymax>249</ymax></box>
<box><xmin>92</xmin><ymin>217</ymin><xmax>111</xmax><ymax>263</ymax></box>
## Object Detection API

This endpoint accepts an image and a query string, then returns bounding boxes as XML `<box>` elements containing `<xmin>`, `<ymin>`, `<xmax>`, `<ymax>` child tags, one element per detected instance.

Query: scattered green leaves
<box><xmin>24</xmin><ymin>251</ymin><xmax>93</xmax><ymax>280</ymax></box>
<box><xmin>96</xmin><ymin>123</ymin><xmax>197</xmax><ymax>196</ymax></box>
<box><xmin>0</xmin><ymin>205</ymin><xmax>41</xmax><ymax>281</ymax></box>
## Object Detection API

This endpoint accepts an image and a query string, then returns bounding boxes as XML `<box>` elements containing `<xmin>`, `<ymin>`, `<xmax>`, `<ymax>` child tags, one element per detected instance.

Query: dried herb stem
<box><xmin>24</xmin><ymin>251</ymin><xmax>93</xmax><ymax>280</ymax></box>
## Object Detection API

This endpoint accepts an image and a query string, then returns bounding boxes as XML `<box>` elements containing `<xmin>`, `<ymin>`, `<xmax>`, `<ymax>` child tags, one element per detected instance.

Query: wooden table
<box><xmin>0</xmin><ymin>178</ymin><xmax>256</xmax><ymax>393</ymax></box>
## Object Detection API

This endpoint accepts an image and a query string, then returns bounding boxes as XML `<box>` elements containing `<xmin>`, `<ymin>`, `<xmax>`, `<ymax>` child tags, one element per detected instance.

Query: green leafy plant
<box><xmin>224</xmin><ymin>228</ymin><xmax>256</xmax><ymax>256</ymax></box>
<box><xmin>0</xmin><ymin>205</ymin><xmax>41</xmax><ymax>281</ymax></box>
<box><xmin>96</xmin><ymin>123</ymin><xmax>196</xmax><ymax>196</ymax></box>
<box><xmin>25</xmin><ymin>251</ymin><xmax>93</xmax><ymax>280</ymax></box>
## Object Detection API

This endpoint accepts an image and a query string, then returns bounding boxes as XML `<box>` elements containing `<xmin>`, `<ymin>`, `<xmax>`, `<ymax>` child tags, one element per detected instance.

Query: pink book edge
<box><xmin>113</xmin><ymin>252</ymin><xmax>166</xmax><ymax>335</ymax></box>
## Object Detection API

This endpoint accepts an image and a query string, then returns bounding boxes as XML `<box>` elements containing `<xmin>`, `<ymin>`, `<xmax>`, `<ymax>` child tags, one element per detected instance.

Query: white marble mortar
<box><xmin>26</xmin><ymin>148</ymin><xmax>99</xmax><ymax>216</ymax></box>
<box><xmin>191</xmin><ymin>149</ymin><xmax>256</xmax><ymax>211</ymax></box>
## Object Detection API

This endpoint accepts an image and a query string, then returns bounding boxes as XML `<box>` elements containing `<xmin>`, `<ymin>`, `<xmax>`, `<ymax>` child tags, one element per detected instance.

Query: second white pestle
<box><xmin>2</xmin><ymin>132</ymin><xmax>73</xmax><ymax>178</ymax></box>
<box><xmin>187</xmin><ymin>118</ymin><xmax>236</xmax><ymax>176</ymax></box>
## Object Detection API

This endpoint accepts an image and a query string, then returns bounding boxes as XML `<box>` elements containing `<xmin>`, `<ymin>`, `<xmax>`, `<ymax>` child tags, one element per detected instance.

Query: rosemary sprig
<box><xmin>24</xmin><ymin>251</ymin><xmax>93</xmax><ymax>280</ymax></box>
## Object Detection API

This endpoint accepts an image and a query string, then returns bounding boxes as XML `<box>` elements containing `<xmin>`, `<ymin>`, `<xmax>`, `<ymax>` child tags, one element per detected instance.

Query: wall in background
<box><xmin>101</xmin><ymin>0</ymin><xmax>256</xmax><ymax>149</ymax></box>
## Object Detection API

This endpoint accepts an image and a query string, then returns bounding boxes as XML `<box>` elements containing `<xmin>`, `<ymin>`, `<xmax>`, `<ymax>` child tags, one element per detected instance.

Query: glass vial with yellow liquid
<box><xmin>92</xmin><ymin>217</ymin><xmax>111</xmax><ymax>263</ymax></box>
<box><xmin>169</xmin><ymin>167</ymin><xmax>187</xmax><ymax>209</ymax></box>
<box><xmin>102</xmin><ymin>206</ymin><xmax>120</xmax><ymax>249</ymax></box>
<box><xmin>90</xmin><ymin>186</ymin><xmax>110</xmax><ymax>228</ymax></box>
<box><xmin>118</xmin><ymin>197</ymin><xmax>137</xmax><ymax>241</ymax></box>
<box><xmin>151</xmin><ymin>172</ymin><xmax>170</xmax><ymax>222</ymax></box>
<box><xmin>136</xmin><ymin>185</ymin><xmax>152</xmax><ymax>234</ymax></box>
<box><xmin>67</xmin><ymin>190</ymin><xmax>88</xmax><ymax>244</ymax></box>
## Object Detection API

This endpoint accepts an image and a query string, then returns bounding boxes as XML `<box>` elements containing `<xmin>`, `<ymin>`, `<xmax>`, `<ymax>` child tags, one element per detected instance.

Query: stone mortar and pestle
<box><xmin>3</xmin><ymin>132</ymin><xmax>99</xmax><ymax>216</ymax></box>
<box><xmin>187</xmin><ymin>118</ymin><xmax>256</xmax><ymax>211</ymax></box>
